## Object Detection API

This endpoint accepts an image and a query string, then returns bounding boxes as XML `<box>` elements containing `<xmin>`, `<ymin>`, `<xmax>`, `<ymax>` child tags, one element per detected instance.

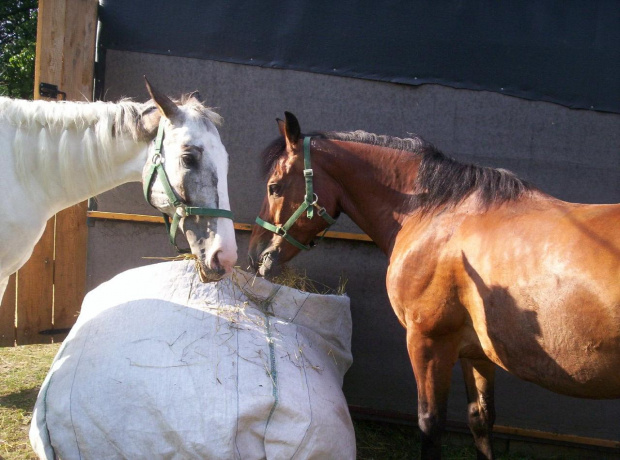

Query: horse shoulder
<box><xmin>386</xmin><ymin>212</ymin><xmax>468</xmax><ymax>336</ymax></box>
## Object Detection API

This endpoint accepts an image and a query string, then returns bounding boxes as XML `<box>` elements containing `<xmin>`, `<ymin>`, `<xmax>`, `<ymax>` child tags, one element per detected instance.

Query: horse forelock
<box><xmin>178</xmin><ymin>94</ymin><xmax>222</xmax><ymax>127</ymax></box>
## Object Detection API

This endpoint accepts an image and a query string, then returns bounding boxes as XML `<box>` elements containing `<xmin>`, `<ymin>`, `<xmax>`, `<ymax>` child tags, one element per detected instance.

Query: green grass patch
<box><xmin>0</xmin><ymin>343</ymin><xmax>61</xmax><ymax>460</ymax></box>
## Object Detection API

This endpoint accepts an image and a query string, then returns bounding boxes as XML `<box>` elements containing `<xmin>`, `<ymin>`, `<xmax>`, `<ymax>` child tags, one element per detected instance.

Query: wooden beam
<box><xmin>15</xmin><ymin>0</ymin><xmax>67</xmax><ymax>344</ymax></box>
<box><xmin>86</xmin><ymin>211</ymin><xmax>374</xmax><ymax>243</ymax></box>
<box><xmin>50</xmin><ymin>0</ymin><xmax>98</xmax><ymax>336</ymax></box>
<box><xmin>16</xmin><ymin>220</ymin><xmax>54</xmax><ymax>344</ymax></box>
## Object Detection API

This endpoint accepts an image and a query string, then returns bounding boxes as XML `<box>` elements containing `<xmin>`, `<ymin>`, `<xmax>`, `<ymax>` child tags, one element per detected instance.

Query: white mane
<box><xmin>0</xmin><ymin>97</ymin><xmax>146</xmax><ymax>198</ymax></box>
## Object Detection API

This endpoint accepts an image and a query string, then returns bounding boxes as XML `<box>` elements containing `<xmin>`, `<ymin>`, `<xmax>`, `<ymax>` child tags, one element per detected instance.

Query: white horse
<box><xmin>0</xmin><ymin>79</ymin><xmax>237</xmax><ymax>305</ymax></box>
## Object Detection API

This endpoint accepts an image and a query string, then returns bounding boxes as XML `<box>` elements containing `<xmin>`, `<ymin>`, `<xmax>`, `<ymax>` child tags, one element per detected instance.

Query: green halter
<box><xmin>255</xmin><ymin>136</ymin><xmax>337</xmax><ymax>251</ymax></box>
<box><xmin>143</xmin><ymin>118</ymin><xmax>234</xmax><ymax>253</ymax></box>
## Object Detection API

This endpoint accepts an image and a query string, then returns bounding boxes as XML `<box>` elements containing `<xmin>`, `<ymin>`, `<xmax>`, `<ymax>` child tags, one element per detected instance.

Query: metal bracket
<box><xmin>39</xmin><ymin>82</ymin><xmax>67</xmax><ymax>100</ymax></box>
<box><xmin>86</xmin><ymin>197</ymin><xmax>98</xmax><ymax>227</ymax></box>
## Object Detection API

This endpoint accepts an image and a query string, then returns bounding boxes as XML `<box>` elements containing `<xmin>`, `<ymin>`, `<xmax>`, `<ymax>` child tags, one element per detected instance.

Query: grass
<box><xmin>0</xmin><ymin>343</ymin><xmax>61</xmax><ymax>460</ymax></box>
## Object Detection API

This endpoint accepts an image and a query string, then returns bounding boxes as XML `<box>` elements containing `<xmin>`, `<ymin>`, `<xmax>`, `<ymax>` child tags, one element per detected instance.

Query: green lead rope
<box><xmin>143</xmin><ymin>118</ymin><xmax>234</xmax><ymax>253</ymax></box>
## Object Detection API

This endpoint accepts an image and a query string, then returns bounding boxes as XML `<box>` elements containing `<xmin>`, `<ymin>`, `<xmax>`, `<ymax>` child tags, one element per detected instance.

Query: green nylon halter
<box><xmin>143</xmin><ymin>118</ymin><xmax>234</xmax><ymax>253</ymax></box>
<box><xmin>255</xmin><ymin>136</ymin><xmax>337</xmax><ymax>251</ymax></box>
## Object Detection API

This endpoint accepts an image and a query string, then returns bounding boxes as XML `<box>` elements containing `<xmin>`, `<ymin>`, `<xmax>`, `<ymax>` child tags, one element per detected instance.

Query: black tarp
<box><xmin>99</xmin><ymin>1</ymin><xmax>620</xmax><ymax>111</ymax></box>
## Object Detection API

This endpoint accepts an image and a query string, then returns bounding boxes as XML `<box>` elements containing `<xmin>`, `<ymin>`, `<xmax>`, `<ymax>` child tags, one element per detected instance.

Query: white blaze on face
<box><xmin>180</xmin><ymin>116</ymin><xmax>237</xmax><ymax>277</ymax></box>
<box><xmin>144</xmin><ymin>110</ymin><xmax>237</xmax><ymax>280</ymax></box>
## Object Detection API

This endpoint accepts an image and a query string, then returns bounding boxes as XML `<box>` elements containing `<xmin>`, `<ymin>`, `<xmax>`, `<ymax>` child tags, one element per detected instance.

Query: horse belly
<box><xmin>471</xmin><ymin>282</ymin><xmax>620</xmax><ymax>399</ymax></box>
<box><xmin>458</xmin><ymin>204</ymin><xmax>620</xmax><ymax>398</ymax></box>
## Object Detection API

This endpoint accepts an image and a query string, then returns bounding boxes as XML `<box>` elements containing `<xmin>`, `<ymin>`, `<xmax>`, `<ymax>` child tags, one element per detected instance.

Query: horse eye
<box><xmin>268</xmin><ymin>183</ymin><xmax>282</xmax><ymax>196</ymax></box>
<box><xmin>181</xmin><ymin>153</ymin><xmax>198</xmax><ymax>168</ymax></box>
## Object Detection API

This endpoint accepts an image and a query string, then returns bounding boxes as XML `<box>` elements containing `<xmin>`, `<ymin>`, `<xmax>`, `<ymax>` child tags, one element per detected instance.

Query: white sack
<box><xmin>30</xmin><ymin>261</ymin><xmax>354</xmax><ymax>459</ymax></box>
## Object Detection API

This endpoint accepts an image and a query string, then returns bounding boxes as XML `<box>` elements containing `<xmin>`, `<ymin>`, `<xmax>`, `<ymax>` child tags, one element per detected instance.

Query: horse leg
<box><xmin>461</xmin><ymin>358</ymin><xmax>496</xmax><ymax>460</ymax></box>
<box><xmin>408</xmin><ymin>331</ymin><xmax>460</xmax><ymax>460</ymax></box>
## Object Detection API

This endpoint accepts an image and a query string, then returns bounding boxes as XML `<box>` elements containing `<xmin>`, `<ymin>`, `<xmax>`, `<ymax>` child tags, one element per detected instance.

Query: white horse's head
<box><xmin>141</xmin><ymin>80</ymin><xmax>237</xmax><ymax>282</ymax></box>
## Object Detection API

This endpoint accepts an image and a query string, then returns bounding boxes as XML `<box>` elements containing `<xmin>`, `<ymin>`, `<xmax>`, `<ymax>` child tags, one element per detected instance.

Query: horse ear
<box><xmin>139</xmin><ymin>106</ymin><xmax>162</xmax><ymax>139</ymax></box>
<box><xmin>144</xmin><ymin>76</ymin><xmax>179</xmax><ymax>120</ymax></box>
<box><xmin>283</xmin><ymin>111</ymin><xmax>301</xmax><ymax>150</ymax></box>
<box><xmin>188</xmin><ymin>90</ymin><xmax>204</xmax><ymax>103</ymax></box>
<box><xmin>276</xmin><ymin>118</ymin><xmax>286</xmax><ymax>137</ymax></box>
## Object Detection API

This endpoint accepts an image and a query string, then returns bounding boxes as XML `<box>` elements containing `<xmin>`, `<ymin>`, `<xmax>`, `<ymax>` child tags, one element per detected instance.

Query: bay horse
<box><xmin>248</xmin><ymin>112</ymin><xmax>620</xmax><ymax>459</ymax></box>
<box><xmin>0</xmin><ymin>79</ymin><xmax>237</xmax><ymax>306</ymax></box>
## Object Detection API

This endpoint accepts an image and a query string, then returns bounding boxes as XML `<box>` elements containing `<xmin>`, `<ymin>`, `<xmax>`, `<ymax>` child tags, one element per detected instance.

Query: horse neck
<box><xmin>318</xmin><ymin>139</ymin><xmax>422</xmax><ymax>255</ymax></box>
<box><xmin>3</xmin><ymin>99</ymin><xmax>149</xmax><ymax>216</ymax></box>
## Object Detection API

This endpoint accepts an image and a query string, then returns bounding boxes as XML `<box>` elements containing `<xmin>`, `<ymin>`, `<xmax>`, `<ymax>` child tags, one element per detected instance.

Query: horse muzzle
<box><xmin>249</xmin><ymin>248</ymin><xmax>282</xmax><ymax>279</ymax></box>
<box><xmin>184</xmin><ymin>218</ymin><xmax>237</xmax><ymax>283</ymax></box>
<box><xmin>196</xmin><ymin>260</ymin><xmax>227</xmax><ymax>283</ymax></box>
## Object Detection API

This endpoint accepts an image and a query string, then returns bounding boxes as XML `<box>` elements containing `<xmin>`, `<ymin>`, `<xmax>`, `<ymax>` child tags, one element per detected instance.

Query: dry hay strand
<box><xmin>142</xmin><ymin>253</ymin><xmax>202</xmax><ymax>276</ymax></box>
<box><xmin>269</xmin><ymin>266</ymin><xmax>348</xmax><ymax>296</ymax></box>
<box><xmin>230</xmin><ymin>267</ymin><xmax>348</xmax><ymax>317</ymax></box>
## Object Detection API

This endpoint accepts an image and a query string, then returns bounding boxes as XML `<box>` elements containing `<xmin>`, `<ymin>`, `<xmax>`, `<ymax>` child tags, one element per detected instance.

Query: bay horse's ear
<box><xmin>277</xmin><ymin>118</ymin><xmax>286</xmax><ymax>137</ymax></box>
<box><xmin>144</xmin><ymin>76</ymin><xmax>179</xmax><ymax>120</ymax></box>
<box><xmin>283</xmin><ymin>111</ymin><xmax>301</xmax><ymax>150</ymax></box>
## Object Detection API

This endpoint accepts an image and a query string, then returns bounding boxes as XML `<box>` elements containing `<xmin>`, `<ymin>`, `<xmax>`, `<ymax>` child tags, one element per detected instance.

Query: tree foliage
<box><xmin>0</xmin><ymin>0</ymin><xmax>38</xmax><ymax>99</ymax></box>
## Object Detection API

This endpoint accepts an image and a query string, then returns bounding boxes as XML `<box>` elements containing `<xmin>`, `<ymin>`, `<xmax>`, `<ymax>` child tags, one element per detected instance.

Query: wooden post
<box><xmin>49</xmin><ymin>0</ymin><xmax>98</xmax><ymax>334</ymax></box>
<box><xmin>12</xmin><ymin>0</ymin><xmax>98</xmax><ymax>345</ymax></box>
<box><xmin>0</xmin><ymin>275</ymin><xmax>17</xmax><ymax>346</ymax></box>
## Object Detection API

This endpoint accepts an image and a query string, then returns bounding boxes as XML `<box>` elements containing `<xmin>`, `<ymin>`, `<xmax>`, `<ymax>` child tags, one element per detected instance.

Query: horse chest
<box><xmin>386</xmin><ymin>231</ymin><xmax>465</xmax><ymax>336</ymax></box>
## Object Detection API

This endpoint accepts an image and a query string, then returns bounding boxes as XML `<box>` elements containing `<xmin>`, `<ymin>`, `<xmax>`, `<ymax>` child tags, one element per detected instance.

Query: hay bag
<box><xmin>30</xmin><ymin>261</ymin><xmax>354</xmax><ymax>459</ymax></box>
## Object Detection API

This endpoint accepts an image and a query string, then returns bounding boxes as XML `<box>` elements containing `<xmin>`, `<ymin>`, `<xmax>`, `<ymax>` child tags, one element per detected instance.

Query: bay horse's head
<box><xmin>249</xmin><ymin>112</ymin><xmax>338</xmax><ymax>278</ymax></box>
<box><xmin>141</xmin><ymin>79</ymin><xmax>237</xmax><ymax>282</ymax></box>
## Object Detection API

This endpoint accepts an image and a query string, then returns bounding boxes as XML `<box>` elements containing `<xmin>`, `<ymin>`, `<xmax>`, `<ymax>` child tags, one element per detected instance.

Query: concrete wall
<box><xmin>88</xmin><ymin>49</ymin><xmax>620</xmax><ymax>441</ymax></box>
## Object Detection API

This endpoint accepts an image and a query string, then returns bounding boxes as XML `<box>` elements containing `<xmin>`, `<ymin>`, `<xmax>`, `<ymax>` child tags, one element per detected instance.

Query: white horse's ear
<box><xmin>144</xmin><ymin>76</ymin><xmax>179</xmax><ymax>120</ymax></box>
<box><xmin>188</xmin><ymin>90</ymin><xmax>204</xmax><ymax>103</ymax></box>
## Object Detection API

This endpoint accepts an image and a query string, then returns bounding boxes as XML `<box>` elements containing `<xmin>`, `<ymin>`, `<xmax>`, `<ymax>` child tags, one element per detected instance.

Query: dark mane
<box><xmin>260</xmin><ymin>130</ymin><xmax>535</xmax><ymax>210</ymax></box>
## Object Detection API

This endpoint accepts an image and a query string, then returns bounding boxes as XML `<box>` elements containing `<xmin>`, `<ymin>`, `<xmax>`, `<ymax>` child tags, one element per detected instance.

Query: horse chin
<box><xmin>196</xmin><ymin>261</ymin><xmax>227</xmax><ymax>283</ymax></box>
<box><xmin>257</xmin><ymin>251</ymin><xmax>284</xmax><ymax>280</ymax></box>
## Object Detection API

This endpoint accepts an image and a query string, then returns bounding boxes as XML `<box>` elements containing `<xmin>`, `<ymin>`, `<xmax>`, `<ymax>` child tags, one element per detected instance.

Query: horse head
<box><xmin>249</xmin><ymin>112</ymin><xmax>339</xmax><ymax>278</ymax></box>
<box><xmin>142</xmin><ymin>79</ymin><xmax>237</xmax><ymax>282</ymax></box>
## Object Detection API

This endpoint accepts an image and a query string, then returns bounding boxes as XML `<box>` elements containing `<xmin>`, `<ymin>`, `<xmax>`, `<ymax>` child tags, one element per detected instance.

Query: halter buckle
<box><xmin>152</xmin><ymin>153</ymin><xmax>163</xmax><ymax>165</ymax></box>
<box><xmin>275</xmin><ymin>226</ymin><xmax>287</xmax><ymax>236</ymax></box>
<box><xmin>176</xmin><ymin>206</ymin><xmax>187</xmax><ymax>217</ymax></box>
<box><xmin>303</xmin><ymin>169</ymin><xmax>313</xmax><ymax>177</ymax></box>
